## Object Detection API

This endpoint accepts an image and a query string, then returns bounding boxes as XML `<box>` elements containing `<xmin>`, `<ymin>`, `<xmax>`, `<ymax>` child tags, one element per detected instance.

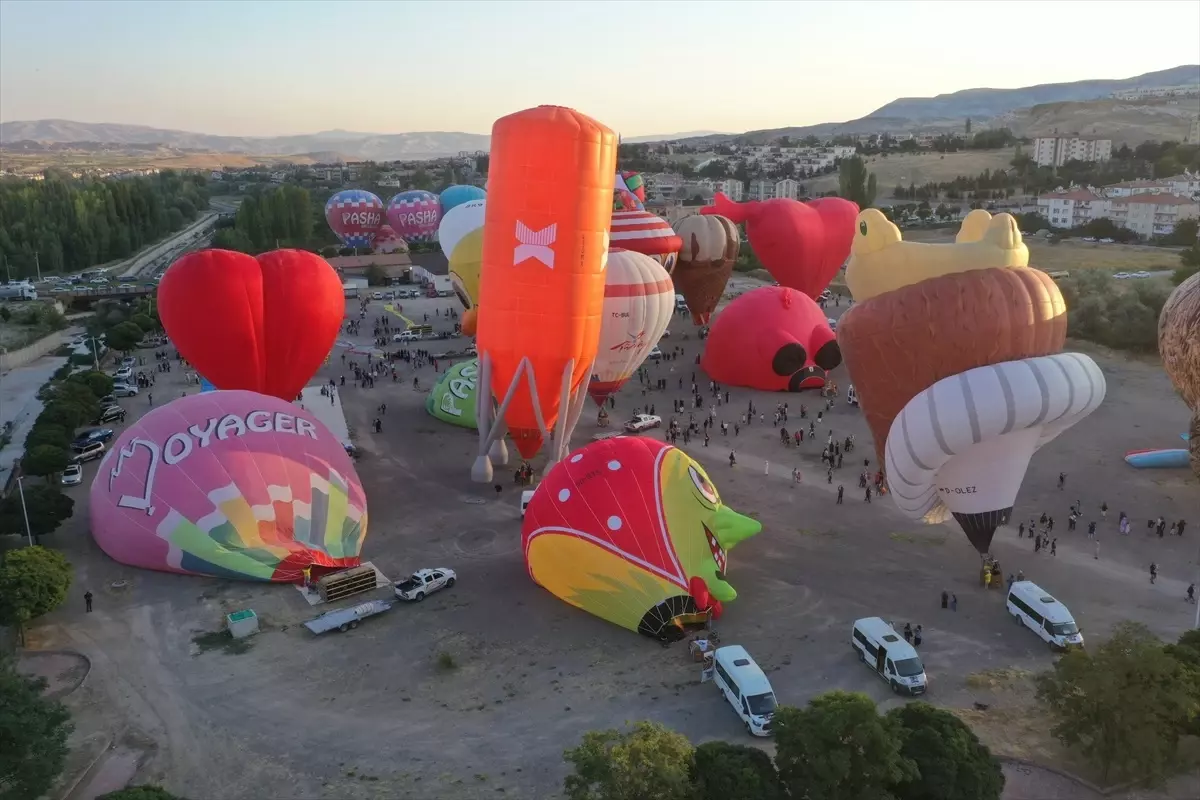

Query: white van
<box><xmin>850</xmin><ymin>617</ymin><xmax>927</xmax><ymax>695</ymax></box>
<box><xmin>520</xmin><ymin>489</ymin><xmax>536</xmax><ymax>519</ymax></box>
<box><xmin>847</xmin><ymin>384</ymin><xmax>858</xmax><ymax>407</ymax></box>
<box><xmin>1006</xmin><ymin>581</ymin><xmax>1083</xmax><ymax>650</ymax></box>
<box><xmin>711</xmin><ymin>645</ymin><xmax>777</xmax><ymax>736</ymax></box>
<box><xmin>675</xmin><ymin>294</ymin><xmax>688</xmax><ymax>311</ymax></box>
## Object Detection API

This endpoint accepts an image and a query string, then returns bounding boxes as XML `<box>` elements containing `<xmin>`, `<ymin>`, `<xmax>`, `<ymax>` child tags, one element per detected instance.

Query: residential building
<box><xmin>1031</xmin><ymin>136</ymin><xmax>1113</xmax><ymax>167</ymax></box>
<box><xmin>1102</xmin><ymin>179</ymin><xmax>1169</xmax><ymax>198</ymax></box>
<box><xmin>1164</xmin><ymin>172</ymin><xmax>1200</xmax><ymax>199</ymax></box>
<box><xmin>775</xmin><ymin>178</ymin><xmax>801</xmax><ymax>200</ymax></box>
<box><xmin>748</xmin><ymin>180</ymin><xmax>775</xmax><ymax>201</ymax></box>
<box><xmin>715</xmin><ymin>179</ymin><xmax>744</xmax><ymax>201</ymax></box>
<box><xmin>1035</xmin><ymin>189</ymin><xmax>1109</xmax><ymax>229</ymax></box>
<box><xmin>1108</xmin><ymin>194</ymin><xmax>1200</xmax><ymax>238</ymax></box>
<box><xmin>1111</xmin><ymin>85</ymin><xmax>1200</xmax><ymax>100</ymax></box>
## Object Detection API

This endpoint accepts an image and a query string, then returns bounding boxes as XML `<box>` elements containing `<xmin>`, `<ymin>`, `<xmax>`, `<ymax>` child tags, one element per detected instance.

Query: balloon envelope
<box><xmin>589</xmin><ymin>249</ymin><xmax>674</xmax><ymax>405</ymax></box>
<box><xmin>673</xmin><ymin>214</ymin><xmax>740</xmax><ymax>325</ymax></box>
<box><xmin>325</xmin><ymin>190</ymin><xmax>384</xmax><ymax>248</ymax></box>
<box><xmin>522</xmin><ymin>437</ymin><xmax>761</xmax><ymax>637</ymax></box>
<box><xmin>702</xmin><ymin>286</ymin><xmax>839</xmax><ymax>392</ymax></box>
<box><xmin>439</xmin><ymin>199</ymin><xmax>486</xmax><ymax>260</ymax></box>
<box><xmin>441</xmin><ymin>184</ymin><xmax>486</xmax><ymax>214</ymax></box>
<box><xmin>158</xmin><ymin>249</ymin><xmax>346</xmax><ymax>401</ymax></box>
<box><xmin>387</xmin><ymin>190</ymin><xmax>441</xmax><ymax>243</ymax></box>
<box><xmin>426</xmin><ymin>359</ymin><xmax>479</xmax><ymax>428</ymax></box>
<box><xmin>89</xmin><ymin>391</ymin><xmax>368</xmax><ymax>581</ymax></box>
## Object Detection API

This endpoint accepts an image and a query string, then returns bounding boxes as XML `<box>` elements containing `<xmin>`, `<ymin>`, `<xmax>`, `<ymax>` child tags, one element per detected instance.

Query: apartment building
<box><xmin>1031</xmin><ymin>136</ymin><xmax>1113</xmax><ymax>167</ymax></box>
<box><xmin>1108</xmin><ymin>194</ymin><xmax>1200</xmax><ymax>238</ymax></box>
<box><xmin>775</xmin><ymin>178</ymin><xmax>801</xmax><ymax>200</ymax></box>
<box><xmin>1102</xmin><ymin>172</ymin><xmax>1200</xmax><ymax>200</ymax></box>
<box><xmin>748</xmin><ymin>180</ymin><xmax>776</xmax><ymax>201</ymax></box>
<box><xmin>715</xmin><ymin>179</ymin><xmax>744</xmax><ymax>201</ymax></box>
<box><xmin>1035</xmin><ymin>189</ymin><xmax>1110</xmax><ymax>228</ymax></box>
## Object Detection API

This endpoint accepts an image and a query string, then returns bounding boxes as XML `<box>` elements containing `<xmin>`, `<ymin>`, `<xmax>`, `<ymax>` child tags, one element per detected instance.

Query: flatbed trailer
<box><xmin>303</xmin><ymin>599</ymin><xmax>395</xmax><ymax>635</ymax></box>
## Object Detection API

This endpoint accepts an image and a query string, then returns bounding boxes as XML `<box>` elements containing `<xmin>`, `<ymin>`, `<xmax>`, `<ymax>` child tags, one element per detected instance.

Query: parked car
<box><xmin>114</xmin><ymin>367</ymin><xmax>133</xmax><ymax>382</ymax></box>
<box><xmin>71</xmin><ymin>441</ymin><xmax>106</xmax><ymax>463</ymax></box>
<box><xmin>394</xmin><ymin>568</ymin><xmax>457</xmax><ymax>602</ymax></box>
<box><xmin>648</xmin><ymin>346</ymin><xmax>664</xmax><ymax>360</ymax></box>
<box><xmin>120</xmin><ymin>356</ymin><xmax>137</xmax><ymax>368</ymax></box>
<box><xmin>99</xmin><ymin>394</ymin><xmax>117</xmax><ymax>406</ymax></box>
<box><xmin>95</xmin><ymin>405</ymin><xmax>126</xmax><ymax>425</ymax></box>
<box><xmin>624</xmin><ymin>413</ymin><xmax>662</xmax><ymax>433</ymax></box>
<box><xmin>71</xmin><ymin>428</ymin><xmax>115</xmax><ymax>451</ymax></box>
<box><xmin>60</xmin><ymin>464</ymin><xmax>84</xmax><ymax>486</ymax></box>
<box><xmin>827</xmin><ymin>317</ymin><xmax>838</xmax><ymax>332</ymax></box>
<box><xmin>112</xmin><ymin>383</ymin><xmax>139</xmax><ymax>397</ymax></box>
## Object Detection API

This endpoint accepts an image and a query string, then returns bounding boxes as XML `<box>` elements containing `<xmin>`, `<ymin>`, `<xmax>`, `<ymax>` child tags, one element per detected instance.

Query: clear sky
<box><xmin>1</xmin><ymin>0</ymin><xmax>1198</xmax><ymax>138</ymax></box>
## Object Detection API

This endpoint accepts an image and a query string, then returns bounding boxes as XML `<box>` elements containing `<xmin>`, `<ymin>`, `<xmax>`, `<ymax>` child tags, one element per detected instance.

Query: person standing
<box><xmin>1051</xmin><ymin>538</ymin><xmax>1057</xmax><ymax>556</ymax></box>
<box><xmin>950</xmin><ymin>594</ymin><xmax>958</xmax><ymax>612</ymax></box>
<box><xmin>1150</xmin><ymin>562</ymin><xmax>1158</xmax><ymax>584</ymax></box>
<box><xmin>84</xmin><ymin>591</ymin><xmax>93</xmax><ymax>613</ymax></box>
<box><xmin>836</xmin><ymin>485</ymin><xmax>844</xmax><ymax>504</ymax></box>
<box><xmin>1058</xmin><ymin>472</ymin><xmax>1066</xmax><ymax>490</ymax></box>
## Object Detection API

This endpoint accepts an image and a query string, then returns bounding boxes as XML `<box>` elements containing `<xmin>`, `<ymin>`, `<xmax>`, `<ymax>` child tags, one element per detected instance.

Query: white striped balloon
<box><xmin>587</xmin><ymin>249</ymin><xmax>675</xmax><ymax>407</ymax></box>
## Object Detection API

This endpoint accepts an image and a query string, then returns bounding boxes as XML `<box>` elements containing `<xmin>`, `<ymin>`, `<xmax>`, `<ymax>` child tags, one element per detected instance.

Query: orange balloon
<box><xmin>476</xmin><ymin>106</ymin><xmax>617</xmax><ymax>460</ymax></box>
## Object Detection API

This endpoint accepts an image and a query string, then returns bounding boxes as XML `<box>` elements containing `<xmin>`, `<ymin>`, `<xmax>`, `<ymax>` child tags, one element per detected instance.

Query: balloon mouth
<box><xmin>788</xmin><ymin>365</ymin><xmax>825</xmax><ymax>392</ymax></box>
<box><xmin>461</xmin><ymin>309</ymin><xmax>477</xmax><ymax>336</ymax></box>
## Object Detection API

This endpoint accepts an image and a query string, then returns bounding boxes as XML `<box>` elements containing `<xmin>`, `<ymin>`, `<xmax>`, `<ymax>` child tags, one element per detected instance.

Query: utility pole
<box><xmin>91</xmin><ymin>336</ymin><xmax>100</xmax><ymax>371</ymax></box>
<box><xmin>2</xmin><ymin>253</ymin><xmax>9</xmax><ymax>283</ymax></box>
<box><xmin>35</xmin><ymin>252</ymin><xmax>42</xmax><ymax>282</ymax></box>
<box><xmin>16</xmin><ymin>476</ymin><xmax>34</xmax><ymax>546</ymax></box>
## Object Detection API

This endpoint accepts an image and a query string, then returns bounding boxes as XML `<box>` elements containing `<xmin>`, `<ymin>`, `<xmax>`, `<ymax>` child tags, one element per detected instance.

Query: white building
<box><xmin>715</xmin><ymin>179</ymin><xmax>744</xmax><ymax>201</ymax></box>
<box><xmin>1108</xmin><ymin>194</ymin><xmax>1200</xmax><ymax>238</ymax></box>
<box><xmin>1036</xmin><ymin>189</ymin><xmax>1109</xmax><ymax>229</ymax></box>
<box><xmin>1031</xmin><ymin>136</ymin><xmax>1113</xmax><ymax>167</ymax></box>
<box><xmin>1165</xmin><ymin>172</ymin><xmax>1200</xmax><ymax>199</ymax></box>
<box><xmin>748</xmin><ymin>180</ymin><xmax>775</xmax><ymax>201</ymax></box>
<box><xmin>774</xmin><ymin>178</ymin><xmax>801</xmax><ymax>200</ymax></box>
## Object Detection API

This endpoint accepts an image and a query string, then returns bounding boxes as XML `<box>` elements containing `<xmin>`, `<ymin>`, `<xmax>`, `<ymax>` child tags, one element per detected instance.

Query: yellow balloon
<box><xmin>449</xmin><ymin>227</ymin><xmax>484</xmax><ymax>313</ymax></box>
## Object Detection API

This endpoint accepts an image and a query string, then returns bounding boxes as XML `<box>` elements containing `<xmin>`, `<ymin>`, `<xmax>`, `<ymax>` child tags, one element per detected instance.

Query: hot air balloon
<box><xmin>426</xmin><ymin>358</ymin><xmax>479</xmax><ymax>429</ymax></box>
<box><xmin>885</xmin><ymin>355</ymin><xmax>1105</xmax><ymax>553</ymax></box>
<box><xmin>609</xmin><ymin>209</ymin><xmax>682</xmax><ymax>273</ymax></box>
<box><xmin>703</xmin><ymin>193</ymin><xmax>856</xmax><ymax>298</ymax></box>
<box><xmin>703</xmin><ymin>286</ymin><xmax>840</xmax><ymax>392</ymax></box>
<box><xmin>473</xmin><ymin>106</ymin><xmax>615</xmax><ymax>482</ymax></box>
<box><xmin>158</xmin><ymin>249</ymin><xmax>345</xmax><ymax>401</ymax></box>
<box><xmin>836</xmin><ymin>208</ymin><xmax>1104</xmax><ymax>554</ymax></box>
<box><xmin>325</xmin><ymin>189</ymin><xmax>384</xmax><ymax>248</ymax></box>
<box><xmin>1159</xmin><ymin>271</ymin><xmax>1200</xmax><ymax>474</ymax></box>
<box><xmin>373</xmin><ymin>224</ymin><xmax>408</xmax><ymax>254</ymax></box>
<box><xmin>387</xmin><ymin>190</ymin><xmax>441</xmax><ymax>243</ymax></box>
<box><xmin>90</xmin><ymin>391</ymin><xmax>368</xmax><ymax>581</ymax></box>
<box><xmin>614</xmin><ymin>172</ymin><xmax>645</xmax><ymax>211</ymax></box>
<box><xmin>588</xmin><ymin>249</ymin><xmax>674</xmax><ymax>408</ymax></box>
<box><xmin>522</xmin><ymin>436</ymin><xmax>761</xmax><ymax>640</ymax></box>
<box><xmin>441</xmin><ymin>184</ymin><xmax>486</xmax><ymax>213</ymax></box>
<box><xmin>673</xmin><ymin>214</ymin><xmax>739</xmax><ymax>324</ymax></box>
<box><xmin>439</xmin><ymin>199</ymin><xmax>486</xmax><ymax>332</ymax></box>
<box><xmin>622</xmin><ymin>171</ymin><xmax>646</xmax><ymax>203</ymax></box>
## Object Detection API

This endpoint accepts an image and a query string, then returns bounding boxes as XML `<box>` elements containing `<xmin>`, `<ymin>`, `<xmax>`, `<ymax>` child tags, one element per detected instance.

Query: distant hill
<box><xmin>0</xmin><ymin>120</ymin><xmax>490</xmax><ymax>161</ymax></box>
<box><xmin>866</xmin><ymin>65</ymin><xmax>1199</xmax><ymax>120</ymax></box>
<box><xmin>623</xmin><ymin>130</ymin><xmax>731</xmax><ymax>143</ymax></box>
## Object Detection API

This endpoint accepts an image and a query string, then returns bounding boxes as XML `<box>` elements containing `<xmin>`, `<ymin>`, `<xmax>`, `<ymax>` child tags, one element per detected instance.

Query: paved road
<box><xmin>118</xmin><ymin>212</ymin><xmax>217</xmax><ymax>279</ymax></box>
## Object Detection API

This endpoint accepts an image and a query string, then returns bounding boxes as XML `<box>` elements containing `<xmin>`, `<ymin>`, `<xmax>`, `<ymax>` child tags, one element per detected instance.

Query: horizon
<box><xmin>1</xmin><ymin>0</ymin><xmax>1198</xmax><ymax>138</ymax></box>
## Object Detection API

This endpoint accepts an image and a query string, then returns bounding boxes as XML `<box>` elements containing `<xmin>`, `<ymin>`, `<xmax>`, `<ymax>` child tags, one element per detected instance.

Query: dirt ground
<box><xmin>805</xmin><ymin>149</ymin><xmax>1020</xmax><ymax>193</ymax></box>
<box><xmin>21</xmin><ymin>276</ymin><xmax>1200</xmax><ymax>800</ymax></box>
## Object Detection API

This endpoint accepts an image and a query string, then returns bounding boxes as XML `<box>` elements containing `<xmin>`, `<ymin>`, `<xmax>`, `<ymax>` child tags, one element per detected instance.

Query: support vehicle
<box><xmin>394</xmin><ymin>568</ymin><xmax>456</xmax><ymax>602</ymax></box>
<box><xmin>850</xmin><ymin>617</ymin><xmax>927</xmax><ymax>695</ymax></box>
<box><xmin>712</xmin><ymin>645</ymin><xmax>777</xmax><ymax>736</ymax></box>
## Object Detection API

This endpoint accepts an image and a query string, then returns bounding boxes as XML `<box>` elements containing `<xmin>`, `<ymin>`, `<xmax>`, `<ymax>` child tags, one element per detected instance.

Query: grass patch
<box><xmin>797</xmin><ymin>527</ymin><xmax>839</xmax><ymax>538</ymax></box>
<box><xmin>436</xmin><ymin>651</ymin><xmax>457</xmax><ymax>671</ymax></box>
<box><xmin>964</xmin><ymin>667</ymin><xmax>1031</xmax><ymax>691</ymax></box>
<box><xmin>191</xmin><ymin>628</ymin><xmax>252</xmax><ymax>655</ymax></box>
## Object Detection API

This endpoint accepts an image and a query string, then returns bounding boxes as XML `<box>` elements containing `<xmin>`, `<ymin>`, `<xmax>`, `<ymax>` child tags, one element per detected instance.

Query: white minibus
<box><xmin>1006</xmin><ymin>581</ymin><xmax>1083</xmax><ymax>650</ymax></box>
<box><xmin>850</xmin><ymin>617</ymin><xmax>927</xmax><ymax>695</ymax></box>
<box><xmin>712</xmin><ymin>645</ymin><xmax>777</xmax><ymax>736</ymax></box>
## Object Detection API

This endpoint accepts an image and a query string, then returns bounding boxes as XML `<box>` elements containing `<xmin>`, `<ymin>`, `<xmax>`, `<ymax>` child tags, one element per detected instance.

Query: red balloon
<box><xmin>702</xmin><ymin>193</ymin><xmax>857</xmax><ymax>299</ymax></box>
<box><xmin>702</xmin><ymin>286</ymin><xmax>840</xmax><ymax>392</ymax></box>
<box><xmin>158</xmin><ymin>249</ymin><xmax>344</xmax><ymax>400</ymax></box>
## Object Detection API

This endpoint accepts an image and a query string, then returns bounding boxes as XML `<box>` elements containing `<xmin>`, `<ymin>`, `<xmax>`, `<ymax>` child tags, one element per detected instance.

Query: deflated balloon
<box><xmin>1158</xmin><ymin>271</ymin><xmax>1200</xmax><ymax>474</ymax></box>
<box><xmin>158</xmin><ymin>249</ymin><xmax>345</xmax><ymax>401</ymax></box>
<box><xmin>522</xmin><ymin>437</ymin><xmax>761</xmax><ymax>639</ymax></box>
<box><xmin>90</xmin><ymin>391</ymin><xmax>368</xmax><ymax>581</ymax></box>
<box><xmin>426</xmin><ymin>358</ymin><xmax>479</xmax><ymax>429</ymax></box>
<box><xmin>673</xmin><ymin>214</ymin><xmax>739</xmax><ymax>324</ymax></box>
<box><xmin>588</xmin><ymin>249</ymin><xmax>674</xmax><ymax>406</ymax></box>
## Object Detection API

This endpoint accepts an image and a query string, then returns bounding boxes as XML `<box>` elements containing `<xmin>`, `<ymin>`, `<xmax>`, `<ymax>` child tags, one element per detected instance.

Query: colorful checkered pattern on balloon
<box><xmin>326</xmin><ymin>190</ymin><xmax>384</xmax><ymax>214</ymax></box>
<box><xmin>387</xmin><ymin>191</ymin><xmax>440</xmax><ymax>243</ymax></box>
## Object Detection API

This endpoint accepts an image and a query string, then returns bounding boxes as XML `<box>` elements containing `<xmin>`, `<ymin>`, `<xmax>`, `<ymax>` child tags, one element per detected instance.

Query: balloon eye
<box><xmin>689</xmin><ymin>465</ymin><xmax>719</xmax><ymax>505</ymax></box>
<box><xmin>859</xmin><ymin>221</ymin><xmax>868</xmax><ymax>236</ymax></box>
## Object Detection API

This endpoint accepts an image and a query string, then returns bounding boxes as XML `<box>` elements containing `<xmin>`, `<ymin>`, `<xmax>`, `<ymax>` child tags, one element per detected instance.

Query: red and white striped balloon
<box><xmin>609</xmin><ymin>210</ymin><xmax>682</xmax><ymax>273</ymax></box>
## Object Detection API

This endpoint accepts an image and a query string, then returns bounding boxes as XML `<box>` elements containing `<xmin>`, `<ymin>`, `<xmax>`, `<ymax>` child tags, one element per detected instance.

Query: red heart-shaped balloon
<box><xmin>158</xmin><ymin>249</ymin><xmax>344</xmax><ymax>400</ymax></box>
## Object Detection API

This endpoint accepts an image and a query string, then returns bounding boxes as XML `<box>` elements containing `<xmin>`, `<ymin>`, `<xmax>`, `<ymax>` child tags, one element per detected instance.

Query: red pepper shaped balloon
<box><xmin>158</xmin><ymin>249</ymin><xmax>344</xmax><ymax>400</ymax></box>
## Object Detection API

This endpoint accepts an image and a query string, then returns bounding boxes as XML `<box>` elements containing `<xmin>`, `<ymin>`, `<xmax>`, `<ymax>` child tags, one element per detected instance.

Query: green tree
<box><xmin>37</xmin><ymin>402</ymin><xmax>87</xmax><ymax>432</ymax></box>
<box><xmin>838</xmin><ymin>157</ymin><xmax>878</xmax><ymax>209</ymax></box>
<box><xmin>1036</xmin><ymin>621</ymin><xmax>1198</xmax><ymax>783</ymax></box>
<box><xmin>1164</xmin><ymin>629</ymin><xmax>1200</xmax><ymax>735</ymax></box>
<box><xmin>129</xmin><ymin>313</ymin><xmax>155</xmax><ymax>332</ymax></box>
<box><xmin>20</xmin><ymin>445</ymin><xmax>69</xmax><ymax>478</ymax></box>
<box><xmin>106</xmin><ymin>321</ymin><xmax>144</xmax><ymax>352</ymax></box>
<box><xmin>365</xmin><ymin>263</ymin><xmax>388</xmax><ymax>286</ymax></box>
<box><xmin>50</xmin><ymin>382</ymin><xmax>101</xmax><ymax>422</ymax></box>
<box><xmin>692</xmin><ymin>741</ymin><xmax>784</xmax><ymax>800</ymax></box>
<box><xmin>0</xmin><ymin>485</ymin><xmax>74</xmax><ymax>543</ymax></box>
<box><xmin>0</xmin><ymin>657</ymin><xmax>73</xmax><ymax>800</ymax></box>
<box><xmin>0</xmin><ymin>546</ymin><xmax>73</xmax><ymax>632</ymax></box>
<box><xmin>1176</xmin><ymin>243</ymin><xmax>1200</xmax><ymax>285</ymax></box>
<box><xmin>69</xmin><ymin>370</ymin><xmax>114</xmax><ymax>401</ymax></box>
<box><xmin>1016</xmin><ymin>212</ymin><xmax>1051</xmax><ymax>233</ymax></box>
<box><xmin>774</xmin><ymin>691</ymin><xmax>915</xmax><ymax>800</ymax></box>
<box><xmin>99</xmin><ymin>788</ymin><xmax>184</xmax><ymax>800</ymax></box>
<box><xmin>24</xmin><ymin>424</ymin><xmax>70</xmax><ymax>452</ymax></box>
<box><xmin>563</xmin><ymin>720</ymin><xmax>694</xmax><ymax>800</ymax></box>
<box><xmin>887</xmin><ymin>703</ymin><xmax>1004</xmax><ymax>800</ymax></box>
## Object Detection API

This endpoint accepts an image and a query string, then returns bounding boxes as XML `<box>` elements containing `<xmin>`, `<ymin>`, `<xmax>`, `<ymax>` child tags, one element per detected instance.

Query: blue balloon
<box><xmin>440</xmin><ymin>184</ymin><xmax>486</xmax><ymax>214</ymax></box>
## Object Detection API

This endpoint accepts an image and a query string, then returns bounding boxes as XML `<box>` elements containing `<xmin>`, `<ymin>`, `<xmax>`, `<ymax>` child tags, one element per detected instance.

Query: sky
<box><xmin>1</xmin><ymin>0</ymin><xmax>1198</xmax><ymax>138</ymax></box>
